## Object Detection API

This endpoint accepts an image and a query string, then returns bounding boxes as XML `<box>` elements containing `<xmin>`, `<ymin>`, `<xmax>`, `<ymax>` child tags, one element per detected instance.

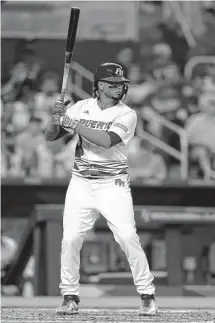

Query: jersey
<box><xmin>65</xmin><ymin>98</ymin><xmax>137</xmax><ymax>179</ymax></box>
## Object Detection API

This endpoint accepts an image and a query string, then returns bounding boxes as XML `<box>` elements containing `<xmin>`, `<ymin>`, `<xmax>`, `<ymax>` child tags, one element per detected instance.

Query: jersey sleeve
<box><xmin>108</xmin><ymin>111</ymin><xmax>137</xmax><ymax>145</ymax></box>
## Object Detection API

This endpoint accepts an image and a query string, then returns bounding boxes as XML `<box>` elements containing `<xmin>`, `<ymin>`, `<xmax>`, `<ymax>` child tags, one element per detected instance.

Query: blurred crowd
<box><xmin>122</xmin><ymin>43</ymin><xmax>215</xmax><ymax>182</ymax></box>
<box><xmin>1</xmin><ymin>43</ymin><xmax>215</xmax><ymax>182</ymax></box>
<box><xmin>1</xmin><ymin>48</ymin><xmax>75</xmax><ymax>179</ymax></box>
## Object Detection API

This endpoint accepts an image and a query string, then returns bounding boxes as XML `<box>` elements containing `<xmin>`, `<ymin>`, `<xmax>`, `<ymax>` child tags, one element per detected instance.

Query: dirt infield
<box><xmin>1</xmin><ymin>308</ymin><xmax>215</xmax><ymax>323</ymax></box>
<box><xmin>1</xmin><ymin>297</ymin><xmax>215</xmax><ymax>323</ymax></box>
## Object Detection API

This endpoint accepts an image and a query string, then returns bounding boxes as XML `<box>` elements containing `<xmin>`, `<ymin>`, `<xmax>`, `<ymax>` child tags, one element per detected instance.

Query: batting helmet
<box><xmin>92</xmin><ymin>63</ymin><xmax>129</xmax><ymax>99</ymax></box>
<box><xmin>94</xmin><ymin>63</ymin><xmax>129</xmax><ymax>83</ymax></box>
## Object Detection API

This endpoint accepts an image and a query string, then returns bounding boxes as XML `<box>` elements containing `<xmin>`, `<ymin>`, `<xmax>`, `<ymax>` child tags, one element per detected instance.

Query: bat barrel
<box><xmin>66</xmin><ymin>7</ymin><xmax>80</xmax><ymax>53</ymax></box>
<box><xmin>60</xmin><ymin>7</ymin><xmax>80</xmax><ymax>102</ymax></box>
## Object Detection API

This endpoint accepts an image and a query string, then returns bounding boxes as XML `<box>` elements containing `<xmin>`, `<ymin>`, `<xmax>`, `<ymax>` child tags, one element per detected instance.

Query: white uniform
<box><xmin>60</xmin><ymin>98</ymin><xmax>155</xmax><ymax>296</ymax></box>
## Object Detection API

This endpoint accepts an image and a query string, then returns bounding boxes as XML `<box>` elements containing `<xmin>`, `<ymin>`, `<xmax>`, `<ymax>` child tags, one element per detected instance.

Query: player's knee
<box><xmin>117</xmin><ymin>227</ymin><xmax>137</xmax><ymax>242</ymax></box>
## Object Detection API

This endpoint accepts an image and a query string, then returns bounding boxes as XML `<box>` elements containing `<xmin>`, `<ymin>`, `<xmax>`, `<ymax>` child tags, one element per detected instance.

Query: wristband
<box><xmin>59</xmin><ymin>116</ymin><xmax>64</xmax><ymax>126</ymax></box>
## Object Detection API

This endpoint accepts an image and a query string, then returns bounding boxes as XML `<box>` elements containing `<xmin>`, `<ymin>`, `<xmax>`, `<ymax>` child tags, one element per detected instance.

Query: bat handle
<box><xmin>60</xmin><ymin>61</ymin><xmax>71</xmax><ymax>102</ymax></box>
<box><xmin>60</xmin><ymin>91</ymin><xmax>66</xmax><ymax>102</ymax></box>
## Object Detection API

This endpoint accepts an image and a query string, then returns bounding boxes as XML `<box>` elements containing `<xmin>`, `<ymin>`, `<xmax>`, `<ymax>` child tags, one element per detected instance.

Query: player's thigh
<box><xmin>63</xmin><ymin>176</ymin><xmax>96</xmax><ymax>236</ymax></box>
<box><xmin>97</xmin><ymin>175</ymin><xmax>136</xmax><ymax>228</ymax></box>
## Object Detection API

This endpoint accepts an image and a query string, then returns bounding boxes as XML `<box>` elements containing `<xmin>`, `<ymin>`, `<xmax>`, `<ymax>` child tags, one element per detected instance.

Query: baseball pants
<box><xmin>60</xmin><ymin>174</ymin><xmax>155</xmax><ymax>296</ymax></box>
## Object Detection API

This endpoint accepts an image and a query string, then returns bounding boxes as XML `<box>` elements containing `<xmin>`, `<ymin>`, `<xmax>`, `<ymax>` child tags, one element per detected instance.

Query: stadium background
<box><xmin>1</xmin><ymin>1</ymin><xmax>215</xmax><ymax>298</ymax></box>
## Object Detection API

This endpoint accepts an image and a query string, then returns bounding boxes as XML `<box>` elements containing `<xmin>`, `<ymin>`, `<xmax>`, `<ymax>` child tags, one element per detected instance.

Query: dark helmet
<box><xmin>92</xmin><ymin>63</ymin><xmax>129</xmax><ymax>100</ymax></box>
<box><xmin>94</xmin><ymin>63</ymin><xmax>129</xmax><ymax>83</ymax></box>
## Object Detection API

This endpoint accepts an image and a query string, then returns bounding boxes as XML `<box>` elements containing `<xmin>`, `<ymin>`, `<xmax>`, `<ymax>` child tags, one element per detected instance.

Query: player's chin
<box><xmin>112</xmin><ymin>92</ymin><xmax>122</xmax><ymax>100</ymax></box>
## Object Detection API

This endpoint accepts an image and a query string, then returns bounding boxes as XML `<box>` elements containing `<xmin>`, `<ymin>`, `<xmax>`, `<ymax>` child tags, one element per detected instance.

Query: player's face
<box><xmin>102</xmin><ymin>81</ymin><xmax>124</xmax><ymax>100</ymax></box>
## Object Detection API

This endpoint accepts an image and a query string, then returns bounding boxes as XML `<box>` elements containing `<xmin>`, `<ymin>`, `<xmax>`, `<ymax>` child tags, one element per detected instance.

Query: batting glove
<box><xmin>52</xmin><ymin>100</ymin><xmax>71</xmax><ymax>116</ymax></box>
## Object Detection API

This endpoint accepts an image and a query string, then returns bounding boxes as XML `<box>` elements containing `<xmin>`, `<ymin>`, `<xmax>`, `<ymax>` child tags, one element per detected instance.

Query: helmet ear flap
<box><xmin>120</xmin><ymin>83</ymin><xmax>128</xmax><ymax>101</ymax></box>
<box><xmin>124</xmin><ymin>84</ymin><xmax>128</xmax><ymax>95</ymax></box>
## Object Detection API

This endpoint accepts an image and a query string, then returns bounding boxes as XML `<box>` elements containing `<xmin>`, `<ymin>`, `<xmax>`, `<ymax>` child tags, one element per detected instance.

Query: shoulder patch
<box><xmin>113</xmin><ymin>122</ymin><xmax>128</xmax><ymax>132</ymax></box>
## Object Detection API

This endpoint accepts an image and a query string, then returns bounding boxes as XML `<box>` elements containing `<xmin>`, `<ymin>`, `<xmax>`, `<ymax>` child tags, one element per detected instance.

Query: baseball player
<box><xmin>45</xmin><ymin>63</ymin><xmax>158</xmax><ymax>316</ymax></box>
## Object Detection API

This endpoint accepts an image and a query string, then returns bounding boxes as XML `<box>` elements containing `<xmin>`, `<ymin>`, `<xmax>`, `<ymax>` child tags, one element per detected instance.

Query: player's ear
<box><xmin>98</xmin><ymin>81</ymin><xmax>104</xmax><ymax>91</ymax></box>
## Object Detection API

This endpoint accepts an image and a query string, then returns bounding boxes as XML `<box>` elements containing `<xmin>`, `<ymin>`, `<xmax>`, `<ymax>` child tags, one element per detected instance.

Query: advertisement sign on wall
<box><xmin>137</xmin><ymin>206</ymin><xmax>215</xmax><ymax>224</ymax></box>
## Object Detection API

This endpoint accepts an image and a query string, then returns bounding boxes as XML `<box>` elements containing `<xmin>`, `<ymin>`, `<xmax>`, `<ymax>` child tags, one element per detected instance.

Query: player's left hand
<box><xmin>52</xmin><ymin>114</ymin><xmax>61</xmax><ymax>126</ymax></box>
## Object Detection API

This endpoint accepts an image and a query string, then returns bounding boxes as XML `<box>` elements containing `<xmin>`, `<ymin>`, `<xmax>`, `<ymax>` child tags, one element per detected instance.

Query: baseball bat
<box><xmin>60</xmin><ymin>7</ymin><xmax>80</xmax><ymax>102</ymax></box>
